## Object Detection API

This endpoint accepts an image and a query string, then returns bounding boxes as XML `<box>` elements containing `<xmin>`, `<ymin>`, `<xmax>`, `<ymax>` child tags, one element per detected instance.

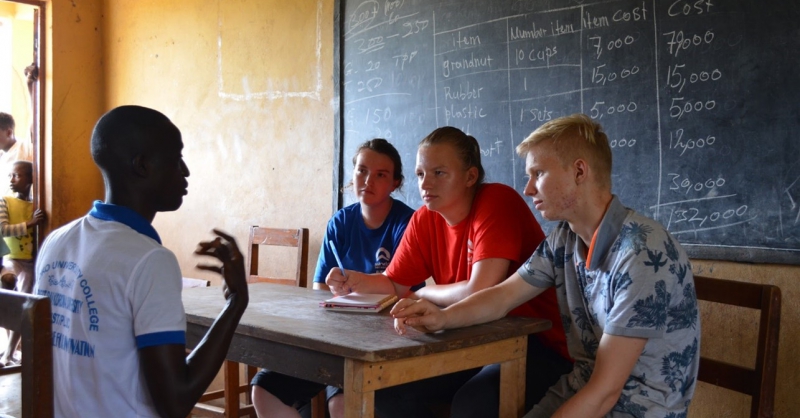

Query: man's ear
<box><xmin>131</xmin><ymin>154</ymin><xmax>149</xmax><ymax>178</ymax></box>
<box><xmin>573</xmin><ymin>158</ymin><xmax>588</xmax><ymax>184</ymax></box>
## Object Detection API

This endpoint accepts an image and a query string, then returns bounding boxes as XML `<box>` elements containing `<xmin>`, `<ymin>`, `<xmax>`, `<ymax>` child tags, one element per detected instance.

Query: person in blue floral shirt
<box><xmin>391</xmin><ymin>113</ymin><xmax>700</xmax><ymax>418</ymax></box>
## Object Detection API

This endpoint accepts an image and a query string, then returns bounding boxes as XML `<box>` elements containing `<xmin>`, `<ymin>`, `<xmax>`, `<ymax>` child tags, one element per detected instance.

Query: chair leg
<box><xmin>311</xmin><ymin>391</ymin><xmax>327</xmax><ymax>418</ymax></box>
<box><xmin>224</xmin><ymin>360</ymin><xmax>240</xmax><ymax>417</ymax></box>
<box><xmin>245</xmin><ymin>365</ymin><xmax>258</xmax><ymax>405</ymax></box>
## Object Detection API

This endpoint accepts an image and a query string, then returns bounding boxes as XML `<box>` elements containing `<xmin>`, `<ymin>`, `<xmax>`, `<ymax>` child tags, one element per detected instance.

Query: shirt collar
<box><xmin>89</xmin><ymin>201</ymin><xmax>162</xmax><ymax>244</ymax></box>
<box><xmin>587</xmin><ymin>195</ymin><xmax>628</xmax><ymax>270</ymax></box>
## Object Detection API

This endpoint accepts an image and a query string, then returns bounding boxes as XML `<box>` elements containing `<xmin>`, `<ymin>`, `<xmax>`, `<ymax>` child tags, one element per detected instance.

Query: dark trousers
<box><xmin>450</xmin><ymin>336</ymin><xmax>572</xmax><ymax>418</ymax></box>
<box><xmin>375</xmin><ymin>335</ymin><xmax>573</xmax><ymax>418</ymax></box>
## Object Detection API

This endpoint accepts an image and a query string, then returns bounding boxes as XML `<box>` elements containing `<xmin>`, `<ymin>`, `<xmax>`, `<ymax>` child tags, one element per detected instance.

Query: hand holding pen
<box><xmin>325</xmin><ymin>240</ymin><xmax>354</xmax><ymax>295</ymax></box>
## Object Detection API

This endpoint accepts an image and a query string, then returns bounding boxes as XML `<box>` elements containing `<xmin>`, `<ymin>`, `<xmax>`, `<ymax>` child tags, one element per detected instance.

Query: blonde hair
<box><xmin>516</xmin><ymin>114</ymin><xmax>612</xmax><ymax>189</ymax></box>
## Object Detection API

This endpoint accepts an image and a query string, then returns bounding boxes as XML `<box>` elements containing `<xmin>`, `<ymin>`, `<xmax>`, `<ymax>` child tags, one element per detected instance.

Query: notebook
<box><xmin>319</xmin><ymin>293</ymin><xmax>398</xmax><ymax>313</ymax></box>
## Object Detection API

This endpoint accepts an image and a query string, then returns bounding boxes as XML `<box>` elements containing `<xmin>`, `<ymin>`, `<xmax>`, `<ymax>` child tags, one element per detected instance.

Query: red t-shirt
<box><xmin>385</xmin><ymin>183</ymin><xmax>569</xmax><ymax>360</ymax></box>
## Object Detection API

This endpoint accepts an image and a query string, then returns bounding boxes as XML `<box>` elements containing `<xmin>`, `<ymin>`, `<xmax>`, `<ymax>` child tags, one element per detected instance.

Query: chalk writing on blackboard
<box><xmin>337</xmin><ymin>0</ymin><xmax>800</xmax><ymax>264</ymax></box>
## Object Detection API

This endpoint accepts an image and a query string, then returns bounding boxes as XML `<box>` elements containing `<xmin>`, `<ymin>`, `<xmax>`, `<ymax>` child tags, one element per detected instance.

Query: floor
<box><xmin>0</xmin><ymin>373</ymin><xmax>20</xmax><ymax>418</ymax></box>
<box><xmin>0</xmin><ymin>332</ymin><xmax>21</xmax><ymax>418</ymax></box>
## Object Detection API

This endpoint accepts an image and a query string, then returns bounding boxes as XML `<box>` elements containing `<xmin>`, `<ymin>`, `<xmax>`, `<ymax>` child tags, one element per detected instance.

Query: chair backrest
<box><xmin>247</xmin><ymin>226</ymin><xmax>309</xmax><ymax>288</ymax></box>
<box><xmin>694</xmin><ymin>275</ymin><xmax>781</xmax><ymax>418</ymax></box>
<box><xmin>0</xmin><ymin>289</ymin><xmax>53</xmax><ymax>418</ymax></box>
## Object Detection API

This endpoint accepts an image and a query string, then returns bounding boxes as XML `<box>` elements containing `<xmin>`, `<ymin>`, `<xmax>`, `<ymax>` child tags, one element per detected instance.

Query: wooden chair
<box><xmin>0</xmin><ymin>289</ymin><xmax>53</xmax><ymax>418</ymax></box>
<box><xmin>246</xmin><ymin>227</ymin><xmax>309</xmax><ymax>287</ymax></box>
<box><xmin>694</xmin><ymin>275</ymin><xmax>781</xmax><ymax>418</ymax></box>
<box><xmin>192</xmin><ymin>227</ymin><xmax>314</xmax><ymax>418</ymax></box>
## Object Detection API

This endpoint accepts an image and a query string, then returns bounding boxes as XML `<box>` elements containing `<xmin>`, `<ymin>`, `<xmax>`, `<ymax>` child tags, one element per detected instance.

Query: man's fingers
<box><xmin>194</xmin><ymin>239</ymin><xmax>219</xmax><ymax>255</ymax></box>
<box><xmin>403</xmin><ymin>315</ymin><xmax>436</xmax><ymax>333</ymax></box>
<box><xmin>196</xmin><ymin>264</ymin><xmax>222</xmax><ymax>274</ymax></box>
<box><xmin>390</xmin><ymin>300</ymin><xmax>408</xmax><ymax>315</ymax></box>
<box><xmin>394</xmin><ymin>317</ymin><xmax>408</xmax><ymax>335</ymax></box>
<box><xmin>194</xmin><ymin>237</ymin><xmax>236</xmax><ymax>261</ymax></box>
<box><xmin>194</xmin><ymin>249</ymin><xmax>218</xmax><ymax>259</ymax></box>
<box><xmin>391</xmin><ymin>299</ymin><xmax>425</xmax><ymax>317</ymax></box>
<box><xmin>394</xmin><ymin>315</ymin><xmax>435</xmax><ymax>335</ymax></box>
<box><xmin>411</xmin><ymin>324</ymin><xmax>433</xmax><ymax>334</ymax></box>
<box><xmin>211</xmin><ymin>228</ymin><xmax>234</xmax><ymax>242</ymax></box>
<box><xmin>211</xmin><ymin>229</ymin><xmax>240</xmax><ymax>255</ymax></box>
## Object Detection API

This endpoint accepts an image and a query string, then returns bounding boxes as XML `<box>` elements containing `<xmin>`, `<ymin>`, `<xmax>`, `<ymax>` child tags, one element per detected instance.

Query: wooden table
<box><xmin>182</xmin><ymin>283</ymin><xmax>551</xmax><ymax>418</ymax></box>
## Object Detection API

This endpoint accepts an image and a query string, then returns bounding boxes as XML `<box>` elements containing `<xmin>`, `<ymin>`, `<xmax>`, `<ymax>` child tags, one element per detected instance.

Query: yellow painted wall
<box><xmin>40</xmin><ymin>0</ymin><xmax>797</xmax><ymax>415</ymax></box>
<box><xmin>45</xmin><ymin>0</ymin><xmax>105</xmax><ymax>228</ymax></box>
<box><xmin>0</xmin><ymin>2</ymin><xmax>34</xmax><ymax>144</ymax></box>
<box><xmin>11</xmin><ymin>19</ymin><xmax>32</xmax><ymax>144</ymax></box>
<box><xmin>101</xmin><ymin>0</ymin><xmax>334</xmax><ymax>283</ymax></box>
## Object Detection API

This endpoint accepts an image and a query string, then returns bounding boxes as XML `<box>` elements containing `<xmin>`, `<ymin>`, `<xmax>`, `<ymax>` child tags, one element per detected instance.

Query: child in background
<box><xmin>0</xmin><ymin>160</ymin><xmax>45</xmax><ymax>367</ymax></box>
<box><xmin>0</xmin><ymin>113</ymin><xmax>33</xmax><ymax>197</ymax></box>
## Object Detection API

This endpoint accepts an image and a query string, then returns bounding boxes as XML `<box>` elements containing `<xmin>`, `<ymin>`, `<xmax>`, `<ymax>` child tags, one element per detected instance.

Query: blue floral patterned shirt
<box><xmin>518</xmin><ymin>196</ymin><xmax>700</xmax><ymax>418</ymax></box>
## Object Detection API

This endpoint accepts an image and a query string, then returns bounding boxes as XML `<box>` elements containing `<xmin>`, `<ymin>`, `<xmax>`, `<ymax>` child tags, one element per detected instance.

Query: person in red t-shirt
<box><xmin>326</xmin><ymin>126</ymin><xmax>572</xmax><ymax>418</ymax></box>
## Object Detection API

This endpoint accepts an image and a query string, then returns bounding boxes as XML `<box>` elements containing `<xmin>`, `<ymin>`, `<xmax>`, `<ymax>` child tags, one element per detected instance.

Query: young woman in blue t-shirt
<box><xmin>251</xmin><ymin>138</ymin><xmax>414</xmax><ymax>418</ymax></box>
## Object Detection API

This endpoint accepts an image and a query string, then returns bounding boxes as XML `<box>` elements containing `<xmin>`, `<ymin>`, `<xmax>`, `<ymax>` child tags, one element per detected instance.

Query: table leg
<box><xmin>499</xmin><ymin>337</ymin><xmax>528</xmax><ymax>418</ymax></box>
<box><xmin>344</xmin><ymin>359</ymin><xmax>374</xmax><ymax>418</ymax></box>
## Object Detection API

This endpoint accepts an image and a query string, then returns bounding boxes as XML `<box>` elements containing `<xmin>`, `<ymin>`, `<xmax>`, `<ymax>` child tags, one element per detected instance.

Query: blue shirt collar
<box><xmin>89</xmin><ymin>201</ymin><xmax>162</xmax><ymax>244</ymax></box>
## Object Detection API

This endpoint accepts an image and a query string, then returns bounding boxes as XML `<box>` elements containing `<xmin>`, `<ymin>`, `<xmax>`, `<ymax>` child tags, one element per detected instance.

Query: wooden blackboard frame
<box><xmin>333</xmin><ymin>0</ymin><xmax>345</xmax><ymax>214</ymax></box>
<box><xmin>332</xmin><ymin>0</ymin><xmax>800</xmax><ymax>266</ymax></box>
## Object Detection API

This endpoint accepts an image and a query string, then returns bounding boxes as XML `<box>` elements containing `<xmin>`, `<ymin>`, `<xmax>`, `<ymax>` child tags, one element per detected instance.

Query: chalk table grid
<box><xmin>339</xmin><ymin>0</ymin><xmax>800</xmax><ymax>264</ymax></box>
<box><xmin>182</xmin><ymin>283</ymin><xmax>551</xmax><ymax>418</ymax></box>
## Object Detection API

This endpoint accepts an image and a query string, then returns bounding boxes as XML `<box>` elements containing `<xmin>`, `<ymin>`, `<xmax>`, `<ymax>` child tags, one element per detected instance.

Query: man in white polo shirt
<box><xmin>34</xmin><ymin>105</ymin><xmax>249</xmax><ymax>417</ymax></box>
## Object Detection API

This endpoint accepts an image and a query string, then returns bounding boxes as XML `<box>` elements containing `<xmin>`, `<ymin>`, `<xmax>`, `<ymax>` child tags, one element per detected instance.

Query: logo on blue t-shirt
<box><xmin>375</xmin><ymin>247</ymin><xmax>391</xmax><ymax>272</ymax></box>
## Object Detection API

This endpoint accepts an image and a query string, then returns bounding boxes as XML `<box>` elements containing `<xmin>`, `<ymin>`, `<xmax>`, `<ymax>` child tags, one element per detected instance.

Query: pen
<box><xmin>329</xmin><ymin>240</ymin><xmax>348</xmax><ymax>279</ymax></box>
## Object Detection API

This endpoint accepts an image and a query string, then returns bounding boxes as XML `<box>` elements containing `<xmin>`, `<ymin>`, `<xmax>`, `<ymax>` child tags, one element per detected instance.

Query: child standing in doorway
<box><xmin>0</xmin><ymin>160</ymin><xmax>45</xmax><ymax>366</ymax></box>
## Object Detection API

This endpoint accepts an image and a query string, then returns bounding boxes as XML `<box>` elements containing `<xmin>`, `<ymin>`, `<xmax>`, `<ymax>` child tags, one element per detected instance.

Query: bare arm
<box><xmin>413</xmin><ymin>257</ymin><xmax>511</xmax><ymax>307</ymax></box>
<box><xmin>326</xmin><ymin>267</ymin><xmax>411</xmax><ymax>297</ymax></box>
<box><xmin>551</xmin><ymin>334</ymin><xmax>647</xmax><ymax>418</ymax></box>
<box><xmin>0</xmin><ymin>199</ymin><xmax>26</xmax><ymax>237</ymax></box>
<box><xmin>24</xmin><ymin>64</ymin><xmax>38</xmax><ymax>142</ymax></box>
<box><xmin>392</xmin><ymin>272</ymin><xmax>543</xmax><ymax>333</ymax></box>
<box><xmin>139</xmin><ymin>229</ymin><xmax>249</xmax><ymax>418</ymax></box>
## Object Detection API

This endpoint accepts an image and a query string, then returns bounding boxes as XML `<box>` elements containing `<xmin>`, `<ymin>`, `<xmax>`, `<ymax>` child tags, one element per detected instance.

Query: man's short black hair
<box><xmin>90</xmin><ymin>105</ymin><xmax>178</xmax><ymax>176</ymax></box>
<box><xmin>0</xmin><ymin>112</ymin><xmax>14</xmax><ymax>131</ymax></box>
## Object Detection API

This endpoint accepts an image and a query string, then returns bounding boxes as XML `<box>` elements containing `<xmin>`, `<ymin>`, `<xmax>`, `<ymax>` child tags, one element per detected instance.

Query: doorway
<box><xmin>0</xmin><ymin>0</ymin><xmax>45</xmax><ymax>241</ymax></box>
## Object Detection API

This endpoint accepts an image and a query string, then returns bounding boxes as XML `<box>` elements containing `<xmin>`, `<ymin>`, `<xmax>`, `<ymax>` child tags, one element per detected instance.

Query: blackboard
<box><xmin>333</xmin><ymin>0</ymin><xmax>800</xmax><ymax>265</ymax></box>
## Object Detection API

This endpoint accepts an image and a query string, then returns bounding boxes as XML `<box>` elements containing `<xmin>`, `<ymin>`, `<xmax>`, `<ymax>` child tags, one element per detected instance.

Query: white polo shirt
<box><xmin>34</xmin><ymin>201</ymin><xmax>186</xmax><ymax>418</ymax></box>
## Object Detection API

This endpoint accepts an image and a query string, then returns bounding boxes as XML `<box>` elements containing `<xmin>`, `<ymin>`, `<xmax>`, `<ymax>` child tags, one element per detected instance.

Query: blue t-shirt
<box><xmin>313</xmin><ymin>198</ymin><xmax>415</xmax><ymax>283</ymax></box>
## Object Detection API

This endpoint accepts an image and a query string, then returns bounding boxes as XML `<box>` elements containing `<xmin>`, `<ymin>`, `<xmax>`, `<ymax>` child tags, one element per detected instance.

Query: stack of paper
<box><xmin>319</xmin><ymin>293</ymin><xmax>398</xmax><ymax>313</ymax></box>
